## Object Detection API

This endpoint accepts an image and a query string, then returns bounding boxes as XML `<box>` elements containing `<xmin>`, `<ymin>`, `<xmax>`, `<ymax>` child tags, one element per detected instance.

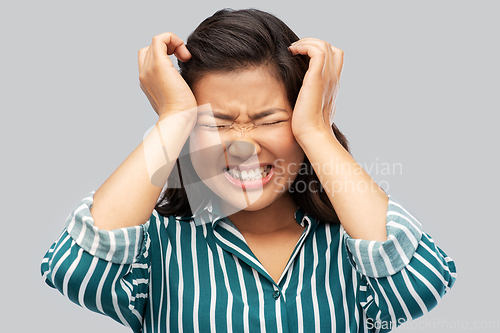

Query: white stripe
<box><xmin>132</xmin><ymin>263</ymin><xmax>148</xmax><ymax>269</ymax></box>
<box><xmin>367</xmin><ymin>241</ymin><xmax>378</xmax><ymax>277</ymax></box>
<box><xmin>234</xmin><ymin>256</ymin><xmax>250</xmax><ymax>333</ymax></box>
<box><xmin>202</xmin><ymin>222</ymin><xmax>217</xmax><ymax>333</ymax></box>
<box><xmin>373</xmin><ymin>278</ymin><xmax>397</xmax><ymax>329</ymax></box>
<box><xmin>386</xmin><ymin>212</ymin><xmax>422</xmax><ymax>237</ymax></box>
<box><xmin>130</xmin><ymin>307</ymin><xmax>143</xmax><ymax>323</ymax></box>
<box><xmin>296</xmin><ymin>243</ymin><xmax>305</xmax><ymax>333</ymax></box>
<box><xmin>324</xmin><ymin>224</ymin><xmax>336</xmax><ymax>330</ymax></box>
<box><xmin>122</xmin><ymin>278</ymin><xmax>133</xmax><ymax>291</ymax></box>
<box><xmin>62</xmin><ymin>247</ymin><xmax>84</xmax><ymax>297</ymax></box>
<box><xmin>96</xmin><ymin>261</ymin><xmax>113</xmax><ymax>314</ymax></box>
<box><xmin>278</xmin><ymin>218</ymin><xmax>311</xmax><ymax>285</ymax></box>
<box><xmin>157</xmin><ymin>213</ymin><xmax>168</xmax><ymax>332</ymax></box>
<box><xmin>214</xmin><ymin>232</ymin><xmax>267</xmax><ymax>274</ymax></box>
<box><xmin>216</xmin><ymin>245</ymin><xmax>233</xmax><ymax>333</ymax></box>
<box><xmin>352</xmin><ymin>269</ymin><xmax>360</xmax><ymax>331</ymax></box>
<box><xmin>281</xmin><ymin>260</ymin><xmax>295</xmax><ymax>294</ymax></box>
<box><xmin>105</xmin><ymin>232</ymin><xmax>116</xmax><ymax>262</ymax></box>
<box><xmin>354</xmin><ymin>239</ymin><xmax>368</xmax><ymax>276</ymax></box>
<box><xmin>50</xmin><ymin>239</ymin><xmax>74</xmax><ymax>290</ymax></box>
<box><xmin>388</xmin><ymin>198</ymin><xmax>422</xmax><ymax>227</ymax></box>
<box><xmin>414</xmin><ymin>252</ymin><xmax>448</xmax><ymax>287</ymax></box>
<box><xmin>387</xmin><ymin>234</ymin><xmax>410</xmax><ymax>265</ymax></box>
<box><xmin>75</xmin><ymin>220</ymin><xmax>87</xmax><ymax>246</ymax></box>
<box><xmin>164</xmin><ymin>238</ymin><xmax>173</xmax><ymax>331</ymax></box>
<box><xmin>420</xmin><ymin>234</ymin><xmax>452</xmax><ymax>275</ymax></box>
<box><xmin>176</xmin><ymin>221</ymin><xmax>185</xmax><ymax>333</ymax></box>
<box><xmin>122</xmin><ymin>228</ymin><xmax>130</xmax><ymax>264</ymax></box>
<box><xmin>252</xmin><ymin>269</ymin><xmax>266</xmax><ymax>333</ymax></box>
<box><xmin>191</xmin><ymin>223</ymin><xmax>200</xmax><ymax>333</ymax></box>
<box><xmin>386</xmin><ymin>275</ymin><xmax>413</xmax><ymax>321</ymax></box>
<box><xmin>406</xmin><ymin>265</ymin><xmax>441</xmax><ymax>302</ymax></box>
<box><xmin>82</xmin><ymin>216</ymin><xmax>94</xmax><ymax>225</ymax></box>
<box><xmin>400</xmin><ymin>269</ymin><xmax>427</xmax><ymax>314</ymax></box>
<box><xmin>120</xmin><ymin>278</ymin><xmax>133</xmax><ymax>309</ymax></box>
<box><xmin>89</xmin><ymin>227</ymin><xmax>100</xmax><ymax>255</ymax></box>
<box><xmin>133</xmin><ymin>278</ymin><xmax>148</xmax><ymax>285</ymax></box>
<box><xmin>387</xmin><ymin>221</ymin><xmax>419</xmax><ymax>249</ymax></box>
<box><xmin>49</xmin><ymin>234</ymin><xmax>71</xmax><ymax>273</ymax></box>
<box><xmin>275</xmin><ymin>288</ymin><xmax>283</xmax><ymax>333</ymax></box>
<box><xmin>78</xmin><ymin>256</ymin><xmax>99</xmax><ymax>310</ymax></box>
<box><xmin>218</xmin><ymin>221</ymin><xmax>247</xmax><ymax>243</ymax></box>
<box><xmin>311</xmin><ymin>233</ymin><xmax>321</xmax><ymax>333</ymax></box>
<box><xmin>66</xmin><ymin>205</ymin><xmax>87</xmax><ymax>235</ymax></box>
<box><xmin>379</xmin><ymin>245</ymin><xmax>396</xmax><ymax>275</ymax></box>
<box><xmin>365</xmin><ymin>278</ymin><xmax>380</xmax><ymax>325</ymax></box>
<box><xmin>337</xmin><ymin>226</ymin><xmax>350</xmax><ymax>333</ymax></box>
<box><xmin>133</xmin><ymin>225</ymin><xmax>141</xmax><ymax>259</ymax></box>
<box><xmin>111</xmin><ymin>264</ymin><xmax>131</xmax><ymax>327</ymax></box>
<box><xmin>361</xmin><ymin>308</ymin><xmax>370</xmax><ymax>332</ymax></box>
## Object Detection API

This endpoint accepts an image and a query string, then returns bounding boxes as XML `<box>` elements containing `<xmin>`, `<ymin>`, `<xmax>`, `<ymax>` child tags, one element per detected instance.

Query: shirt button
<box><xmin>272</xmin><ymin>290</ymin><xmax>281</xmax><ymax>300</ymax></box>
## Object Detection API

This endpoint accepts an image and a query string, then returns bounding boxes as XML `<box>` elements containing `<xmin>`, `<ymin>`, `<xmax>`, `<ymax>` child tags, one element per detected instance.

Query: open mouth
<box><xmin>222</xmin><ymin>164</ymin><xmax>275</xmax><ymax>189</ymax></box>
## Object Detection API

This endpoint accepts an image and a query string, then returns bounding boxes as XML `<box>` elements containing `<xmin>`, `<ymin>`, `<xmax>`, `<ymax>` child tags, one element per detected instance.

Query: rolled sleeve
<box><xmin>344</xmin><ymin>195</ymin><xmax>423</xmax><ymax>278</ymax></box>
<box><xmin>65</xmin><ymin>191</ymin><xmax>149</xmax><ymax>265</ymax></box>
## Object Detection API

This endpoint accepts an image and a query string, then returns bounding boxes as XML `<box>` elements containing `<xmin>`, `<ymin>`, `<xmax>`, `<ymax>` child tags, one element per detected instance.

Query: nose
<box><xmin>225</xmin><ymin>140</ymin><xmax>257</xmax><ymax>162</ymax></box>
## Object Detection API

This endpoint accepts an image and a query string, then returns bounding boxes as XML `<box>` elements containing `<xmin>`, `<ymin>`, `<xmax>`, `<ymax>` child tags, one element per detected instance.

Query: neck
<box><xmin>221</xmin><ymin>192</ymin><xmax>300</xmax><ymax>235</ymax></box>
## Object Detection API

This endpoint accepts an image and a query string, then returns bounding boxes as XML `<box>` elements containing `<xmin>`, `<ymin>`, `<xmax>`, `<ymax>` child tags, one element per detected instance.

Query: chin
<box><xmin>207</xmin><ymin>180</ymin><xmax>290</xmax><ymax>215</ymax></box>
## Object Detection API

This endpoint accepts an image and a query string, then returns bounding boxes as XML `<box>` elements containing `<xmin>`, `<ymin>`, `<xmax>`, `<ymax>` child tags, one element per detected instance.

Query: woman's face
<box><xmin>189</xmin><ymin>66</ymin><xmax>305</xmax><ymax>214</ymax></box>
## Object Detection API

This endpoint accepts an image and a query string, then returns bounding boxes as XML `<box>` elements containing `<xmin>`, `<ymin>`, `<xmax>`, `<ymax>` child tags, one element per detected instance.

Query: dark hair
<box><xmin>155</xmin><ymin>8</ymin><xmax>350</xmax><ymax>224</ymax></box>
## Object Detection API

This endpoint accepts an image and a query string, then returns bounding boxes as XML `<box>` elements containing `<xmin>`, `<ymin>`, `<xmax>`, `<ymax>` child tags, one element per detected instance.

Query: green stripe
<box><xmin>41</xmin><ymin>192</ymin><xmax>457</xmax><ymax>332</ymax></box>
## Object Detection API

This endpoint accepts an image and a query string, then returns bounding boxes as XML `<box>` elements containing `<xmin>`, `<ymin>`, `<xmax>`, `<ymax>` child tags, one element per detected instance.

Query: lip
<box><xmin>223</xmin><ymin>165</ymin><xmax>275</xmax><ymax>190</ymax></box>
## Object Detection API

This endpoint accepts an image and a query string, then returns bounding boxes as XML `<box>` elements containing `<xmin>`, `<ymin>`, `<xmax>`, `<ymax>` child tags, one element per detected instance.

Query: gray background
<box><xmin>1</xmin><ymin>0</ymin><xmax>498</xmax><ymax>331</ymax></box>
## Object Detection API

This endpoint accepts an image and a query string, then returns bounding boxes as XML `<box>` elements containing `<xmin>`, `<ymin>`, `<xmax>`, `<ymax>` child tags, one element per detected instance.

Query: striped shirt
<box><xmin>41</xmin><ymin>192</ymin><xmax>456</xmax><ymax>333</ymax></box>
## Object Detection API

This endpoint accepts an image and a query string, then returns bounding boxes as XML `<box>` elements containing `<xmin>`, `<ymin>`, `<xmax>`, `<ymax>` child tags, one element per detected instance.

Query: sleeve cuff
<box><xmin>344</xmin><ymin>195</ymin><xmax>423</xmax><ymax>278</ymax></box>
<box><xmin>65</xmin><ymin>191</ymin><xmax>149</xmax><ymax>264</ymax></box>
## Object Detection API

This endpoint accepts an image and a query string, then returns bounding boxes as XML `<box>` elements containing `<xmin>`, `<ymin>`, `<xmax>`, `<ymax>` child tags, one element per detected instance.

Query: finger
<box><xmin>291</xmin><ymin>40</ymin><xmax>344</xmax><ymax>81</ymax></box>
<box><xmin>138</xmin><ymin>46</ymin><xmax>149</xmax><ymax>72</ymax></box>
<box><xmin>288</xmin><ymin>43</ymin><xmax>328</xmax><ymax>77</ymax></box>
<box><xmin>174</xmin><ymin>44</ymin><xmax>192</xmax><ymax>63</ymax></box>
<box><xmin>329</xmin><ymin>45</ymin><xmax>344</xmax><ymax>80</ymax></box>
<box><xmin>151</xmin><ymin>32</ymin><xmax>191</xmax><ymax>63</ymax></box>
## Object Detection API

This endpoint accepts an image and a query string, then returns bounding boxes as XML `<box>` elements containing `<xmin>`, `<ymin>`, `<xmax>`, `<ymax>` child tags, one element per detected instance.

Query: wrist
<box><xmin>157</xmin><ymin>107</ymin><xmax>197</xmax><ymax>129</ymax></box>
<box><xmin>295</xmin><ymin>127</ymin><xmax>338</xmax><ymax>149</ymax></box>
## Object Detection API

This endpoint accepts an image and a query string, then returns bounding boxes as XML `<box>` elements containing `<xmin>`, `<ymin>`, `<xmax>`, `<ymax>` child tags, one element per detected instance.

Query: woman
<box><xmin>41</xmin><ymin>8</ymin><xmax>456</xmax><ymax>333</ymax></box>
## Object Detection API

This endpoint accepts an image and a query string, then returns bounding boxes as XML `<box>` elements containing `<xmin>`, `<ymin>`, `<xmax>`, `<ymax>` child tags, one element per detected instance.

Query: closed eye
<box><xmin>259</xmin><ymin>120</ymin><xmax>286</xmax><ymax>126</ymax></box>
<box><xmin>200</xmin><ymin>124</ymin><xmax>231</xmax><ymax>129</ymax></box>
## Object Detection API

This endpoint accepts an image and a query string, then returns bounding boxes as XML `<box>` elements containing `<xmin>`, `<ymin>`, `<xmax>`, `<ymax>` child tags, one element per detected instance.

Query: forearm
<box><xmin>298</xmin><ymin>130</ymin><xmax>389</xmax><ymax>241</ymax></box>
<box><xmin>91</xmin><ymin>112</ymin><xmax>195</xmax><ymax>230</ymax></box>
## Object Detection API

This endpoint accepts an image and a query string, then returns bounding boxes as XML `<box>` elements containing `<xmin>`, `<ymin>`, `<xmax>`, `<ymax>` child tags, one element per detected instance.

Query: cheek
<box><xmin>189</xmin><ymin>130</ymin><xmax>225</xmax><ymax>178</ymax></box>
<box><xmin>272</xmin><ymin>134</ymin><xmax>304</xmax><ymax>162</ymax></box>
<box><xmin>190</xmin><ymin>129</ymin><xmax>224</xmax><ymax>151</ymax></box>
<box><xmin>267</xmin><ymin>137</ymin><xmax>305</xmax><ymax>179</ymax></box>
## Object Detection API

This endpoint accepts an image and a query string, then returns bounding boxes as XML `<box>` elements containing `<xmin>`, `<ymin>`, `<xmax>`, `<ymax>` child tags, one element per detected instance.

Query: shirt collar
<box><xmin>180</xmin><ymin>199</ymin><xmax>313</xmax><ymax>229</ymax></box>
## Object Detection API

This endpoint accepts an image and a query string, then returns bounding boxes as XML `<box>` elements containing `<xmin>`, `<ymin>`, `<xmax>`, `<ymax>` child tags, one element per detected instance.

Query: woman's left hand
<box><xmin>288</xmin><ymin>38</ymin><xmax>344</xmax><ymax>143</ymax></box>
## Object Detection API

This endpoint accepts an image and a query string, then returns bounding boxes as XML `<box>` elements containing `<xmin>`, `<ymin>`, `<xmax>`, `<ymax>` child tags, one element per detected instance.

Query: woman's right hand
<box><xmin>138</xmin><ymin>32</ymin><xmax>198</xmax><ymax>119</ymax></box>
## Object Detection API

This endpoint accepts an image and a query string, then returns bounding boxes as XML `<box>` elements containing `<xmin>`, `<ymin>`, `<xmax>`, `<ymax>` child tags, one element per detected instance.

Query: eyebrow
<box><xmin>198</xmin><ymin>108</ymin><xmax>288</xmax><ymax>120</ymax></box>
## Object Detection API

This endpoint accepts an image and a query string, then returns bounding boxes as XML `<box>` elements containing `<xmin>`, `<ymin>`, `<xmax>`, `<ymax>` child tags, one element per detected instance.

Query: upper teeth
<box><xmin>227</xmin><ymin>165</ymin><xmax>271</xmax><ymax>181</ymax></box>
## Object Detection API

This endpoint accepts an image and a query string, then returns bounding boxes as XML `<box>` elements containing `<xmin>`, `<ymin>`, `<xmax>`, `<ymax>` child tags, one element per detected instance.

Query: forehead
<box><xmin>191</xmin><ymin>66</ymin><xmax>290</xmax><ymax>114</ymax></box>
